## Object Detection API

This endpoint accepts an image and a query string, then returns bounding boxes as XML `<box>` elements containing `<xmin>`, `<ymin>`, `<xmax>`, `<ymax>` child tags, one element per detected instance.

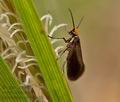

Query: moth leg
<box><xmin>48</xmin><ymin>35</ymin><xmax>72</xmax><ymax>43</ymax></box>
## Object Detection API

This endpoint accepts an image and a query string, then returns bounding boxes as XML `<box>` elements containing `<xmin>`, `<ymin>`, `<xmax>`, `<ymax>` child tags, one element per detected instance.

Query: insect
<box><xmin>49</xmin><ymin>9</ymin><xmax>85</xmax><ymax>81</ymax></box>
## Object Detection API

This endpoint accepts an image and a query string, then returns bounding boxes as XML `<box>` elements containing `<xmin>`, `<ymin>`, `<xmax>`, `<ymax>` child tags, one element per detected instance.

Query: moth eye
<box><xmin>72</xmin><ymin>31</ymin><xmax>76</xmax><ymax>35</ymax></box>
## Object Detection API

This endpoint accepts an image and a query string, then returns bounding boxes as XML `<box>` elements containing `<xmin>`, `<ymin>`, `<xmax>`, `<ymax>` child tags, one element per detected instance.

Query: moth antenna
<box><xmin>68</xmin><ymin>8</ymin><xmax>75</xmax><ymax>28</ymax></box>
<box><xmin>77</xmin><ymin>16</ymin><xmax>84</xmax><ymax>28</ymax></box>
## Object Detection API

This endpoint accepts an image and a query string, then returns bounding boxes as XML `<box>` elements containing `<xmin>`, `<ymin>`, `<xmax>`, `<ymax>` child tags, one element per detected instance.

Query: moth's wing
<box><xmin>67</xmin><ymin>41</ymin><xmax>85</xmax><ymax>81</ymax></box>
<box><xmin>76</xmin><ymin>40</ymin><xmax>84</xmax><ymax>65</ymax></box>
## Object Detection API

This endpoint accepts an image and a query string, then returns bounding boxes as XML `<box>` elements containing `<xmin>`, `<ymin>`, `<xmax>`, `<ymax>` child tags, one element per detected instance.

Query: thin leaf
<box><xmin>0</xmin><ymin>56</ymin><xmax>29</xmax><ymax>102</ymax></box>
<box><xmin>10</xmin><ymin>0</ymin><xmax>73</xmax><ymax>102</ymax></box>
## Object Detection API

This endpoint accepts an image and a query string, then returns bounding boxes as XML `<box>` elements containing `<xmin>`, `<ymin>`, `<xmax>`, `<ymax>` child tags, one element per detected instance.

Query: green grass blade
<box><xmin>10</xmin><ymin>0</ymin><xmax>73</xmax><ymax>102</ymax></box>
<box><xmin>0</xmin><ymin>57</ymin><xmax>29</xmax><ymax>102</ymax></box>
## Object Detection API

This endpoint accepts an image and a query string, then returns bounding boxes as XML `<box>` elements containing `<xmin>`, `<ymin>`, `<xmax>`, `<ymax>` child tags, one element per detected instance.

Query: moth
<box><xmin>49</xmin><ymin>9</ymin><xmax>85</xmax><ymax>81</ymax></box>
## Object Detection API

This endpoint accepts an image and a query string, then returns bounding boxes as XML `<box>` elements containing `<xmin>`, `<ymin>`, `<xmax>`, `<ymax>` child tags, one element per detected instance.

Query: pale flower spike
<box><xmin>4</xmin><ymin>12</ymin><xmax>18</xmax><ymax>19</ymax></box>
<box><xmin>40</xmin><ymin>14</ymin><xmax>67</xmax><ymax>57</ymax></box>
<box><xmin>55</xmin><ymin>46</ymin><xmax>64</xmax><ymax>57</ymax></box>
<box><xmin>17</xmin><ymin>40</ymin><xmax>29</xmax><ymax>46</ymax></box>
<box><xmin>18</xmin><ymin>71</ymin><xmax>25</xmax><ymax>79</ymax></box>
<box><xmin>18</xmin><ymin>63</ymin><xmax>38</xmax><ymax>69</ymax></box>
<box><xmin>51</xmin><ymin>39</ymin><xmax>59</xmax><ymax>44</ymax></box>
<box><xmin>0</xmin><ymin>4</ymin><xmax>66</xmax><ymax>100</ymax></box>
<box><xmin>15</xmin><ymin>51</ymin><xmax>36</xmax><ymax>63</ymax></box>
<box><xmin>15</xmin><ymin>51</ymin><xmax>26</xmax><ymax>63</ymax></box>
<box><xmin>40</xmin><ymin>14</ymin><xmax>52</xmax><ymax>26</ymax></box>
<box><xmin>8</xmin><ymin>23</ymin><xmax>22</xmax><ymax>31</ymax></box>
<box><xmin>3</xmin><ymin>53</ymin><xmax>16</xmax><ymax>59</ymax></box>
<box><xmin>41</xmin><ymin>14</ymin><xmax>53</xmax><ymax>33</ymax></box>
<box><xmin>0</xmin><ymin>13</ymin><xmax>10</xmax><ymax>26</ymax></box>
<box><xmin>12</xmin><ymin>62</ymin><xmax>18</xmax><ymax>73</ymax></box>
<box><xmin>1</xmin><ymin>46</ymin><xmax>17</xmax><ymax>59</ymax></box>
<box><xmin>12</xmin><ymin>51</ymin><xmax>37</xmax><ymax>72</ymax></box>
<box><xmin>0</xmin><ymin>2</ymin><xmax>49</xmax><ymax>101</ymax></box>
<box><xmin>21</xmin><ymin>75</ymin><xmax>32</xmax><ymax>86</ymax></box>
<box><xmin>10</xmin><ymin>29</ymin><xmax>24</xmax><ymax>38</ymax></box>
<box><xmin>49</xmin><ymin>24</ymin><xmax>67</xmax><ymax>37</ymax></box>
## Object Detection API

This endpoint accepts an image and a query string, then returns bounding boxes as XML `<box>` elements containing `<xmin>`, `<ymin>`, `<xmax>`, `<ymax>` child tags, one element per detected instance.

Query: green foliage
<box><xmin>10</xmin><ymin>0</ymin><xmax>73</xmax><ymax>102</ymax></box>
<box><xmin>0</xmin><ymin>57</ymin><xmax>29</xmax><ymax>102</ymax></box>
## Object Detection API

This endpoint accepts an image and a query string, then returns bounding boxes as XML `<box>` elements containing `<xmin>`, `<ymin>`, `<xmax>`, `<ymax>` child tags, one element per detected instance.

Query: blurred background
<box><xmin>34</xmin><ymin>0</ymin><xmax>120</xmax><ymax>102</ymax></box>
